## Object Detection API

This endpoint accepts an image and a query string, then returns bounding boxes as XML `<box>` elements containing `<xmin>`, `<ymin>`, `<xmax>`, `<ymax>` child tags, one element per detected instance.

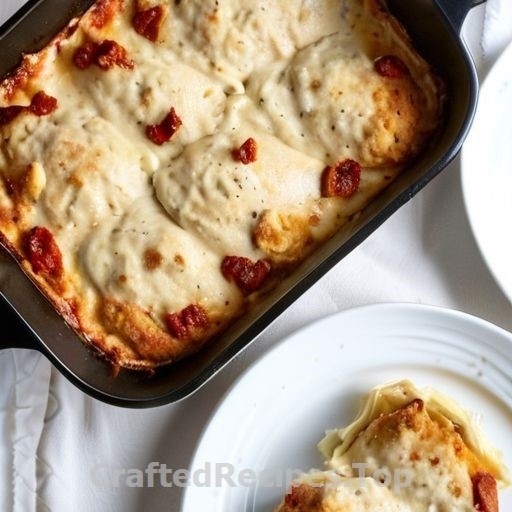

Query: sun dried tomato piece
<box><xmin>232</xmin><ymin>137</ymin><xmax>258</xmax><ymax>164</ymax></box>
<box><xmin>321</xmin><ymin>159</ymin><xmax>361</xmax><ymax>198</ymax></box>
<box><xmin>221</xmin><ymin>255</ymin><xmax>270</xmax><ymax>295</ymax></box>
<box><xmin>29</xmin><ymin>91</ymin><xmax>58</xmax><ymax>116</ymax></box>
<box><xmin>132</xmin><ymin>5</ymin><xmax>165</xmax><ymax>42</ymax></box>
<box><xmin>72</xmin><ymin>41</ymin><xmax>97</xmax><ymax>69</ymax></box>
<box><xmin>164</xmin><ymin>304</ymin><xmax>209</xmax><ymax>339</ymax></box>
<box><xmin>374</xmin><ymin>55</ymin><xmax>409</xmax><ymax>78</ymax></box>
<box><xmin>89</xmin><ymin>0</ymin><xmax>120</xmax><ymax>29</ymax></box>
<box><xmin>284</xmin><ymin>485</ymin><xmax>322</xmax><ymax>509</ymax></box>
<box><xmin>0</xmin><ymin>105</ymin><xmax>24</xmax><ymax>127</ymax></box>
<box><xmin>145</xmin><ymin>107</ymin><xmax>182</xmax><ymax>145</ymax></box>
<box><xmin>0</xmin><ymin>91</ymin><xmax>57</xmax><ymax>127</ymax></box>
<box><xmin>472</xmin><ymin>472</ymin><xmax>498</xmax><ymax>512</ymax></box>
<box><xmin>95</xmin><ymin>40</ymin><xmax>134</xmax><ymax>70</ymax></box>
<box><xmin>24</xmin><ymin>226</ymin><xmax>63</xmax><ymax>278</ymax></box>
<box><xmin>73</xmin><ymin>40</ymin><xmax>134</xmax><ymax>70</ymax></box>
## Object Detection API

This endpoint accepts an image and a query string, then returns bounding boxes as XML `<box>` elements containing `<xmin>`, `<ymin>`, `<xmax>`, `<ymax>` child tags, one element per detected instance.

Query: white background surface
<box><xmin>0</xmin><ymin>1</ymin><xmax>511</xmax><ymax>511</ymax></box>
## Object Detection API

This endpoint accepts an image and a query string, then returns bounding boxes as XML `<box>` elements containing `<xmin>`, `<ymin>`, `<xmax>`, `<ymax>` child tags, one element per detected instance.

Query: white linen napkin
<box><xmin>1</xmin><ymin>1</ymin><xmax>512</xmax><ymax>512</ymax></box>
<box><xmin>0</xmin><ymin>350</ymin><xmax>51</xmax><ymax>512</ymax></box>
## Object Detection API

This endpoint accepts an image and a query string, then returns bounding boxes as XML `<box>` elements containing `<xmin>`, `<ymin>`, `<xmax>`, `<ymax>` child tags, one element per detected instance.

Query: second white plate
<box><xmin>461</xmin><ymin>41</ymin><xmax>512</xmax><ymax>303</ymax></box>
<box><xmin>181</xmin><ymin>303</ymin><xmax>512</xmax><ymax>512</ymax></box>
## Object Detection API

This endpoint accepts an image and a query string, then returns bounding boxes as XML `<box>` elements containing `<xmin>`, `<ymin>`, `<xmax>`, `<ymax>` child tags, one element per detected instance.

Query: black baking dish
<box><xmin>0</xmin><ymin>0</ymin><xmax>485</xmax><ymax>407</ymax></box>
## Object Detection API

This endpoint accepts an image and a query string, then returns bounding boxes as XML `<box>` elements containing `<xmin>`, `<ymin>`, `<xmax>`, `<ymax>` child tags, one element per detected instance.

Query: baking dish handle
<box><xmin>0</xmin><ymin>249</ymin><xmax>41</xmax><ymax>351</ymax></box>
<box><xmin>0</xmin><ymin>295</ymin><xmax>41</xmax><ymax>351</ymax></box>
<box><xmin>435</xmin><ymin>0</ymin><xmax>487</xmax><ymax>34</ymax></box>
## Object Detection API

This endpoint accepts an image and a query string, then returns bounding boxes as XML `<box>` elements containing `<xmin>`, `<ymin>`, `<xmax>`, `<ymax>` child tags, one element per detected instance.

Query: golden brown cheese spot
<box><xmin>22</xmin><ymin>161</ymin><xmax>47</xmax><ymax>203</ymax></box>
<box><xmin>449</xmin><ymin>481</ymin><xmax>462</xmax><ymax>499</ymax></box>
<box><xmin>361</xmin><ymin>78</ymin><xmax>430</xmax><ymax>167</ymax></box>
<box><xmin>67</xmin><ymin>171</ymin><xmax>84</xmax><ymax>188</ymax></box>
<box><xmin>365</xmin><ymin>398</ymin><xmax>425</xmax><ymax>441</ymax></box>
<box><xmin>254</xmin><ymin>209</ymin><xmax>314</xmax><ymax>265</ymax></box>
<box><xmin>88</xmin><ymin>0</ymin><xmax>123</xmax><ymax>29</ymax></box>
<box><xmin>310</xmin><ymin>79</ymin><xmax>322</xmax><ymax>90</ymax></box>
<box><xmin>143</xmin><ymin>247</ymin><xmax>163</xmax><ymax>270</ymax></box>
<box><xmin>202</xmin><ymin>6</ymin><xmax>220</xmax><ymax>42</ymax></box>
<box><xmin>7</xmin><ymin>162</ymin><xmax>46</xmax><ymax>203</ymax></box>
<box><xmin>309</xmin><ymin>213</ymin><xmax>320</xmax><ymax>226</ymax></box>
<box><xmin>0</xmin><ymin>162</ymin><xmax>46</xmax><ymax>229</ymax></box>
<box><xmin>279</xmin><ymin>484</ymin><xmax>324</xmax><ymax>512</ymax></box>
<box><xmin>362</xmin><ymin>399</ymin><xmax>476</xmax><ymax>468</ymax></box>
<box><xmin>0</xmin><ymin>54</ymin><xmax>43</xmax><ymax>102</ymax></box>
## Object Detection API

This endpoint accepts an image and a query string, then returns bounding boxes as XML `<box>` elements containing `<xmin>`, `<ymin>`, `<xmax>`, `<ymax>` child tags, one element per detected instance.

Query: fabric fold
<box><xmin>0</xmin><ymin>350</ymin><xmax>52</xmax><ymax>512</ymax></box>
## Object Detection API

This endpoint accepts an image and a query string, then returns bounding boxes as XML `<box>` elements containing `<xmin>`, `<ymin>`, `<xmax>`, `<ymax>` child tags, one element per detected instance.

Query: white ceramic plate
<box><xmin>461</xmin><ymin>41</ymin><xmax>512</xmax><ymax>303</ymax></box>
<box><xmin>181</xmin><ymin>303</ymin><xmax>512</xmax><ymax>512</ymax></box>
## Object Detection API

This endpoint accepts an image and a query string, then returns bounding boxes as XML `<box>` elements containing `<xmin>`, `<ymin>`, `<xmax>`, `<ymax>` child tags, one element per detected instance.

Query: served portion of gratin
<box><xmin>275</xmin><ymin>380</ymin><xmax>511</xmax><ymax>512</ymax></box>
<box><xmin>0</xmin><ymin>0</ymin><xmax>445</xmax><ymax>369</ymax></box>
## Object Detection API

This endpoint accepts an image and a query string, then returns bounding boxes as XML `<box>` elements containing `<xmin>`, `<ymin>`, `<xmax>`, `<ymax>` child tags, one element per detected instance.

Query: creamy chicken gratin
<box><xmin>0</xmin><ymin>1</ymin><xmax>444</xmax><ymax>369</ymax></box>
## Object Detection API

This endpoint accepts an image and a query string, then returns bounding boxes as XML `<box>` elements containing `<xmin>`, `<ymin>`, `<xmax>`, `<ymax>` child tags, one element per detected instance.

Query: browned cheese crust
<box><xmin>0</xmin><ymin>0</ymin><xmax>445</xmax><ymax>370</ymax></box>
<box><xmin>275</xmin><ymin>399</ymin><xmax>500</xmax><ymax>512</ymax></box>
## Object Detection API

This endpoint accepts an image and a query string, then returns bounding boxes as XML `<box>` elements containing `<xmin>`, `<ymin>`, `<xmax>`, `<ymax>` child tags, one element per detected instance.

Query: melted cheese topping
<box><xmin>80</xmin><ymin>196</ymin><xmax>243</xmax><ymax>318</ymax></box>
<box><xmin>160</xmin><ymin>0</ymin><xmax>350</xmax><ymax>85</ymax></box>
<box><xmin>275</xmin><ymin>381</ymin><xmax>510</xmax><ymax>512</ymax></box>
<box><xmin>246</xmin><ymin>31</ymin><xmax>377</xmax><ymax>163</ymax></box>
<box><xmin>246</xmin><ymin>29</ymin><xmax>437</xmax><ymax>167</ymax></box>
<box><xmin>0</xmin><ymin>0</ymin><xmax>445</xmax><ymax>367</ymax></box>
<box><xmin>153</xmin><ymin>96</ymin><xmax>326</xmax><ymax>258</ymax></box>
<box><xmin>319</xmin><ymin>380</ymin><xmax>511</xmax><ymax>485</ymax></box>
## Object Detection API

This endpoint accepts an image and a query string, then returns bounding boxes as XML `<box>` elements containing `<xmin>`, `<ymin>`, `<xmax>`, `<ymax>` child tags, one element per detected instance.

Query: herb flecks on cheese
<box><xmin>0</xmin><ymin>0</ymin><xmax>445</xmax><ymax>369</ymax></box>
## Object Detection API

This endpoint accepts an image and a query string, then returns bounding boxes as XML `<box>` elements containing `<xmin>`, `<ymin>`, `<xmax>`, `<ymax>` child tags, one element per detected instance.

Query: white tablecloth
<box><xmin>1</xmin><ymin>1</ymin><xmax>511</xmax><ymax>511</ymax></box>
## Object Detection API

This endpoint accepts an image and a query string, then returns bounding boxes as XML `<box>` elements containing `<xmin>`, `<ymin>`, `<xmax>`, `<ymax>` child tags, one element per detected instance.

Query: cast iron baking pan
<box><xmin>0</xmin><ymin>0</ymin><xmax>485</xmax><ymax>407</ymax></box>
